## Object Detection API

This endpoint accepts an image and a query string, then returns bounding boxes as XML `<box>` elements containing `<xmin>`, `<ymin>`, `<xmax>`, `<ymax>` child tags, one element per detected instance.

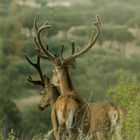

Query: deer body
<box><xmin>51</xmin><ymin>64</ymin><xmax>122</xmax><ymax>140</ymax></box>
<box><xmin>88</xmin><ymin>102</ymin><xmax>122</xmax><ymax>139</ymax></box>
<box><xmin>50</xmin><ymin>55</ymin><xmax>121</xmax><ymax>139</ymax></box>
<box><xmin>51</xmin><ymin>93</ymin><xmax>80</xmax><ymax>140</ymax></box>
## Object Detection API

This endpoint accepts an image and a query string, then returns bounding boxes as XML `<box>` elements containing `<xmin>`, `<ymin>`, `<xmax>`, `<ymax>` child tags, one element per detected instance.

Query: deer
<box><xmin>25</xmin><ymin>54</ymin><xmax>60</xmax><ymax>111</ymax></box>
<box><xmin>25</xmin><ymin>54</ymin><xmax>60</xmax><ymax>140</ymax></box>
<box><xmin>51</xmin><ymin>69</ymin><xmax>122</xmax><ymax>140</ymax></box>
<box><xmin>27</xmin><ymin>16</ymin><xmax>122</xmax><ymax>140</ymax></box>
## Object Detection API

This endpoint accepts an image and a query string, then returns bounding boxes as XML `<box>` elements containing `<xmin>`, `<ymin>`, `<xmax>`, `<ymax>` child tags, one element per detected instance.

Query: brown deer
<box><xmin>25</xmin><ymin>54</ymin><xmax>61</xmax><ymax>140</ymax></box>
<box><xmin>25</xmin><ymin>54</ymin><xmax>60</xmax><ymax>111</ymax></box>
<box><xmin>30</xmin><ymin>17</ymin><xmax>122</xmax><ymax>140</ymax></box>
<box><xmin>52</xmin><ymin>69</ymin><xmax>122</xmax><ymax>140</ymax></box>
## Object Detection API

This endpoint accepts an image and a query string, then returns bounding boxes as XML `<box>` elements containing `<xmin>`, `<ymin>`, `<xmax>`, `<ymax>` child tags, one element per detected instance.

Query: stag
<box><xmin>27</xmin><ymin>17</ymin><xmax>122</xmax><ymax>140</ymax></box>
<box><xmin>35</xmin><ymin>16</ymin><xmax>101</xmax><ymax>96</ymax></box>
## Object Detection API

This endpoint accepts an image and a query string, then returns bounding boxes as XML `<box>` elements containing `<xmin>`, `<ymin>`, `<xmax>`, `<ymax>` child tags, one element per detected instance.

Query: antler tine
<box><xmin>71</xmin><ymin>42</ymin><xmax>75</xmax><ymax>55</ymax></box>
<box><xmin>25</xmin><ymin>54</ymin><xmax>46</xmax><ymax>87</ymax></box>
<box><xmin>34</xmin><ymin>37</ymin><xmax>50</xmax><ymax>60</ymax></box>
<box><xmin>46</xmin><ymin>44</ymin><xmax>49</xmax><ymax>50</ymax></box>
<box><xmin>60</xmin><ymin>44</ymin><xmax>64</xmax><ymax>57</ymax></box>
<box><xmin>27</xmin><ymin>75</ymin><xmax>42</xmax><ymax>85</ymax></box>
<box><xmin>34</xmin><ymin>18</ymin><xmax>54</xmax><ymax>60</ymax></box>
<box><xmin>25</xmin><ymin>54</ymin><xmax>36</xmax><ymax>67</ymax></box>
<box><xmin>64</xmin><ymin>16</ymin><xmax>101</xmax><ymax>64</ymax></box>
<box><xmin>35</xmin><ymin>47</ymin><xmax>51</xmax><ymax>60</ymax></box>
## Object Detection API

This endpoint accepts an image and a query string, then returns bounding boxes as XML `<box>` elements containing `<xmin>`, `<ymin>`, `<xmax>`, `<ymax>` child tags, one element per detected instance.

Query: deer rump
<box><xmin>51</xmin><ymin>93</ymin><xmax>85</xmax><ymax>140</ymax></box>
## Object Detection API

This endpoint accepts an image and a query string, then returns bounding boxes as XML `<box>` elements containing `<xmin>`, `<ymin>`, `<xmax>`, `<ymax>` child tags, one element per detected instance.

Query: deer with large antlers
<box><xmin>26</xmin><ymin>17</ymin><xmax>122</xmax><ymax>140</ymax></box>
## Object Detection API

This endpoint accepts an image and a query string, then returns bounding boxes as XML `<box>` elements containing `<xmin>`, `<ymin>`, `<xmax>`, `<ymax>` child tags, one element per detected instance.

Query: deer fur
<box><xmin>51</xmin><ymin>93</ymin><xmax>85</xmax><ymax>140</ymax></box>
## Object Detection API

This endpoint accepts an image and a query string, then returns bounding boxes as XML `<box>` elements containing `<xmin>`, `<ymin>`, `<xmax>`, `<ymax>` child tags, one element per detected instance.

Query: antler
<box><xmin>33</xmin><ymin>16</ymin><xmax>101</xmax><ymax>64</ymax></box>
<box><xmin>34</xmin><ymin>18</ymin><xmax>55</xmax><ymax>60</ymax></box>
<box><xmin>25</xmin><ymin>54</ymin><xmax>48</xmax><ymax>87</ymax></box>
<box><xmin>63</xmin><ymin>16</ymin><xmax>101</xmax><ymax>64</ymax></box>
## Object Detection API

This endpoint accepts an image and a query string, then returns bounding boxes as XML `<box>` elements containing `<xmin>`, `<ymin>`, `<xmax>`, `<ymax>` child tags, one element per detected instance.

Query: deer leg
<box><xmin>51</xmin><ymin>107</ymin><xmax>59</xmax><ymax>140</ymax></box>
<box><xmin>58</xmin><ymin>127</ymin><xmax>62</xmax><ymax>140</ymax></box>
<box><xmin>111</xmin><ymin>125</ymin><xmax>122</xmax><ymax>140</ymax></box>
<box><xmin>49</xmin><ymin>130</ymin><xmax>56</xmax><ymax>140</ymax></box>
<box><xmin>58</xmin><ymin>125</ymin><xmax>67</xmax><ymax>140</ymax></box>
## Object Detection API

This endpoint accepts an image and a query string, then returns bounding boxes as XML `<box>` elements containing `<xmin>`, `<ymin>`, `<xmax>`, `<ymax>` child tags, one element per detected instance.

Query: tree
<box><xmin>35</xmin><ymin>0</ymin><xmax>47</xmax><ymax>6</ymax></box>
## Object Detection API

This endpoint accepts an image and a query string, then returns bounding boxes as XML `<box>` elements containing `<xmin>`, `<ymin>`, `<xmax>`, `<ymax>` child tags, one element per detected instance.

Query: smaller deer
<box><xmin>25</xmin><ymin>54</ymin><xmax>61</xmax><ymax>140</ymax></box>
<box><xmin>25</xmin><ymin>54</ymin><xmax>60</xmax><ymax>111</ymax></box>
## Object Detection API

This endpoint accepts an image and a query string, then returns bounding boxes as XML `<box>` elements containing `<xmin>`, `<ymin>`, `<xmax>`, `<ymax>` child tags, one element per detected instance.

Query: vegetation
<box><xmin>108</xmin><ymin>75</ymin><xmax>140</xmax><ymax>139</ymax></box>
<box><xmin>0</xmin><ymin>0</ymin><xmax>140</xmax><ymax>139</ymax></box>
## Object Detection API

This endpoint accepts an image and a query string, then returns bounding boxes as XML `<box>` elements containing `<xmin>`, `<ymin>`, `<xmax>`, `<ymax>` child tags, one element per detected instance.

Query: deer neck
<box><xmin>59</xmin><ymin>67</ymin><xmax>74</xmax><ymax>95</ymax></box>
<box><xmin>50</xmin><ymin>86</ymin><xmax>60</xmax><ymax>106</ymax></box>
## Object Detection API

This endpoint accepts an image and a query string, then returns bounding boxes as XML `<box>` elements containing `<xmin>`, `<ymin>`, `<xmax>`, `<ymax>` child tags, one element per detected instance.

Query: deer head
<box><xmin>25</xmin><ymin>54</ymin><xmax>60</xmax><ymax>111</ymax></box>
<box><xmin>34</xmin><ymin>16</ymin><xmax>101</xmax><ymax>94</ymax></box>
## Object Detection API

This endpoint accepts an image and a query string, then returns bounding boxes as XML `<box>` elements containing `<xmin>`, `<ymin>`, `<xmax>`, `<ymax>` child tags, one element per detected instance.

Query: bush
<box><xmin>21</xmin><ymin>106</ymin><xmax>51</xmax><ymax>138</ymax></box>
<box><xmin>98</xmin><ymin>4</ymin><xmax>135</xmax><ymax>25</ymax></box>
<box><xmin>107</xmin><ymin>75</ymin><xmax>140</xmax><ymax>139</ymax></box>
<box><xmin>7</xmin><ymin>129</ymin><xmax>16</xmax><ymax>140</ymax></box>
<box><xmin>0</xmin><ymin>96</ymin><xmax>21</xmax><ymax>138</ymax></box>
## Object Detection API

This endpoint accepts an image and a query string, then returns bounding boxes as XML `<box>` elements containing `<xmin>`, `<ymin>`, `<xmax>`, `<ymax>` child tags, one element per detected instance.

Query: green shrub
<box><xmin>0</xmin><ymin>96</ymin><xmax>21</xmax><ymax>139</ymax></box>
<box><xmin>21</xmin><ymin>106</ymin><xmax>51</xmax><ymax>138</ymax></box>
<box><xmin>107</xmin><ymin>75</ymin><xmax>140</xmax><ymax>139</ymax></box>
<box><xmin>7</xmin><ymin>129</ymin><xmax>16</xmax><ymax>140</ymax></box>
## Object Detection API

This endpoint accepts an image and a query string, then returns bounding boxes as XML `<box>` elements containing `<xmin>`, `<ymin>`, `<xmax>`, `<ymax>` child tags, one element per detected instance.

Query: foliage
<box><xmin>107</xmin><ymin>75</ymin><xmax>140</xmax><ymax>139</ymax></box>
<box><xmin>35</xmin><ymin>0</ymin><xmax>47</xmax><ymax>6</ymax></box>
<box><xmin>20</xmin><ymin>106</ymin><xmax>51</xmax><ymax>138</ymax></box>
<box><xmin>73</xmin><ymin>49</ymin><xmax>140</xmax><ymax>101</ymax></box>
<box><xmin>0</xmin><ymin>121</ymin><xmax>4</xmax><ymax>140</ymax></box>
<box><xmin>98</xmin><ymin>25</ymin><xmax>135</xmax><ymax>45</ymax></box>
<box><xmin>0</xmin><ymin>96</ymin><xmax>21</xmax><ymax>138</ymax></box>
<box><xmin>7</xmin><ymin>129</ymin><xmax>16</xmax><ymax>140</ymax></box>
<box><xmin>127</xmin><ymin>16</ymin><xmax>140</xmax><ymax>28</ymax></box>
<box><xmin>97</xmin><ymin>4</ymin><xmax>135</xmax><ymax>25</ymax></box>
